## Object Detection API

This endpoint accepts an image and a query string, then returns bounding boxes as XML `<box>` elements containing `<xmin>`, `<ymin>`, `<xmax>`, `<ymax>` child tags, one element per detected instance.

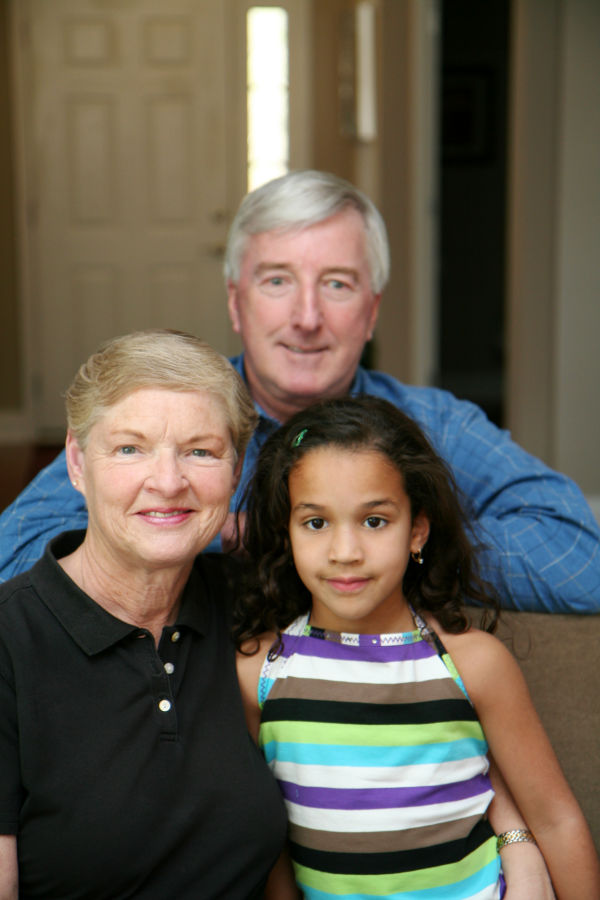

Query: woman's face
<box><xmin>66</xmin><ymin>388</ymin><xmax>241</xmax><ymax>574</ymax></box>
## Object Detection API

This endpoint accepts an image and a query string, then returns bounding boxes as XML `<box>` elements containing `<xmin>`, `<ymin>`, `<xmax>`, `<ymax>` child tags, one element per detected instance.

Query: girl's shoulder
<box><xmin>424</xmin><ymin>613</ymin><xmax>518</xmax><ymax>705</ymax></box>
<box><xmin>236</xmin><ymin>631</ymin><xmax>278</xmax><ymax>742</ymax></box>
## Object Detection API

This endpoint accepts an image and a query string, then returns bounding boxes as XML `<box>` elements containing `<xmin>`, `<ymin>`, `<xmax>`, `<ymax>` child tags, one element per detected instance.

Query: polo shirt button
<box><xmin>171</xmin><ymin>631</ymin><xmax>181</xmax><ymax>643</ymax></box>
<box><xmin>158</xmin><ymin>699</ymin><xmax>172</xmax><ymax>712</ymax></box>
<box><xmin>164</xmin><ymin>662</ymin><xmax>175</xmax><ymax>675</ymax></box>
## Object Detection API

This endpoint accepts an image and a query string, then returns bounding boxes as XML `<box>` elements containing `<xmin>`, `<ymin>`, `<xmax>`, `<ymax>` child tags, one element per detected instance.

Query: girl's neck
<box><xmin>308</xmin><ymin>603</ymin><xmax>416</xmax><ymax>635</ymax></box>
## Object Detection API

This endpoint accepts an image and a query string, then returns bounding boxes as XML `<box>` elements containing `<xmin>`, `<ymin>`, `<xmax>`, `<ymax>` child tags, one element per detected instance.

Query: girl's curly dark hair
<box><xmin>233</xmin><ymin>396</ymin><xmax>499</xmax><ymax>651</ymax></box>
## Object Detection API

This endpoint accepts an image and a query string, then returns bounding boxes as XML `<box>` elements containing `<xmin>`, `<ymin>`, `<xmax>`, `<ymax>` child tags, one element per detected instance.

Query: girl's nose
<box><xmin>328</xmin><ymin>525</ymin><xmax>362</xmax><ymax>564</ymax></box>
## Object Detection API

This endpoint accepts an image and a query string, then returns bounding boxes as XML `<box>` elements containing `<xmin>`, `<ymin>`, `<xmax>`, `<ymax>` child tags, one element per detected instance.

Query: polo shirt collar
<box><xmin>30</xmin><ymin>531</ymin><xmax>209</xmax><ymax>656</ymax></box>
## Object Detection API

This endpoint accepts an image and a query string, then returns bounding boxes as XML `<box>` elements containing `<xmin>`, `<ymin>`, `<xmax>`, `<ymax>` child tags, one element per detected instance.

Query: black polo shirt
<box><xmin>0</xmin><ymin>531</ymin><xmax>287</xmax><ymax>899</ymax></box>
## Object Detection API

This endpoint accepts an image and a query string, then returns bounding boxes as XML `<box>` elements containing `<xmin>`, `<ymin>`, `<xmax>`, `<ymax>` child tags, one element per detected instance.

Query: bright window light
<box><xmin>246</xmin><ymin>7</ymin><xmax>289</xmax><ymax>191</ymax></box>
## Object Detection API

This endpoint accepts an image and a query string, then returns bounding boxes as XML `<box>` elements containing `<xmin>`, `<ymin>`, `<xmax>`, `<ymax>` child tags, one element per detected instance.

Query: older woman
<box><xmin>0</xmin><ymin>330</ymin><xmax>287</xmax><ymax>899</ymax></box>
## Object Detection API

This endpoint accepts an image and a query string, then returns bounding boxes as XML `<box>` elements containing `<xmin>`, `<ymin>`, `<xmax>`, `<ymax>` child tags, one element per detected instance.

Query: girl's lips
<box><xmin>326</xmin><ymin>577</ymin><xmax>370</xmax><ymax>593</ymax></box>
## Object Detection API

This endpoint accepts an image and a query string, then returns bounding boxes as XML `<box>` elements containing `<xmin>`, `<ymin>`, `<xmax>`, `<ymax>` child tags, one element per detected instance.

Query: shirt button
<box><xmin>164</xmin><ymin>662</ymin><xmax>175</xmax><ymax>675</ymax></box>
<box><xmin>171</xmin><ymin>631</ymin><xmax>181</xmax><ymax>643</ymax></box>
<box><xmin>158</xmin><ymin>699</ymin><xmax>172</xmax><ymax>713</ymax></box>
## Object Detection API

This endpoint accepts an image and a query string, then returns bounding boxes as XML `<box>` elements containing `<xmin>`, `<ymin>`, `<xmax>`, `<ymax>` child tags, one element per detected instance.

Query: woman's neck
<box><xmin>59</xmin><ymin>539</ymin><xmax>192</xmax><ymax>645</ymax></box>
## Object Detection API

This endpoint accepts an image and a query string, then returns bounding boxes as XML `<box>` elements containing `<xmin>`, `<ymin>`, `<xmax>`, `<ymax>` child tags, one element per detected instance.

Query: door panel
<box><xmin>17</xmin><ymin>0</ymin><xmax>240</xmax><ymax>436</ymax></box>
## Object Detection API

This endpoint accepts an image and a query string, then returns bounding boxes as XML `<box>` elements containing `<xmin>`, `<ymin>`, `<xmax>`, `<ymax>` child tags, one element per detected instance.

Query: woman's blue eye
<box><xmin>119</xmin><ymin>446</ymin><xmax>137</xmax><ymax>455</ymax></box>
<box><xmin>191</xmin><ymin>448</ymin><xmax>210</xmax><ymax>457</ymax></box>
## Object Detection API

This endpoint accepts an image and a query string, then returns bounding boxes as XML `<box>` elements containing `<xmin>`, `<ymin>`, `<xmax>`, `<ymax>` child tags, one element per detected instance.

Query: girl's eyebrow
<box><xmin>292</xmin><ymin>498</ymin><xmax>398</xmax><ymax>511</ymax></box>
<box><xmin>292</xmin><ymin>502</ymin><xmax>326</xmax><ymax>512</ymax></box>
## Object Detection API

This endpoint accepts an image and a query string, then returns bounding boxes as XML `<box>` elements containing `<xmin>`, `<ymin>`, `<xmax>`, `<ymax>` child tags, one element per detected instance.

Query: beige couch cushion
<box><xmin>469</xmin><ymin>609</ymin><xmax>600</xmax><ymax>852</ymax></box>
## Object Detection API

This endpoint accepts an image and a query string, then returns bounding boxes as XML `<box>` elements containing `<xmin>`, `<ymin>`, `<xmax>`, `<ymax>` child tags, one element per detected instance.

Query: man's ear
<box><xmin>227</xmin><ymin>281</ymin><xmax>242</xmax><ymax>334</ymax></box>
<box><xmin>65</xmin><ymin>430</ymin><xmax>86</xmax><ymax>496</ymax></box>
<box><xmin>366</xmin><ymin>292</ymin><xmax>382</xmax><ymax>341</ymax></box>
<box><xmin>410</xmin><ymin>512</ymin><xmax>430</xmax><ymax>554</ymax></box>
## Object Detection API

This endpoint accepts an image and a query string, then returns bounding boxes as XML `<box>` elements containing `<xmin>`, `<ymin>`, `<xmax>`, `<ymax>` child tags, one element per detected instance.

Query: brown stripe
<box><xmin>289</xmin><ymin>814</ymin><xmax>483</xmax><ymax>853</ymax></box>
<box><xmin>270</xmin><ymin>676</ymin><xmax>465</xmax><ymax>704</ymax></box>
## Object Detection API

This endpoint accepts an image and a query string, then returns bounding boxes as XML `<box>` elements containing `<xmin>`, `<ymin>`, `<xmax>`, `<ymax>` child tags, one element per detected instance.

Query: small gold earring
<box><xmin>411</xmin><ymin>548</ymin><xmax>424</xmax><ymax>565</ymax></box>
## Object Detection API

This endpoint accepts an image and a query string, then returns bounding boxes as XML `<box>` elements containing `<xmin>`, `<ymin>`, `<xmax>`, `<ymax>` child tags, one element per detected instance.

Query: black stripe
<box><xmin>291</xmin><ymin>818</ymin><xmax>494</xmax><ymax>875</ymax></box>
<box><xmin>261</xmin><ymin>696</ymin><xmax>478</xmax><ymax>726</ymax></box>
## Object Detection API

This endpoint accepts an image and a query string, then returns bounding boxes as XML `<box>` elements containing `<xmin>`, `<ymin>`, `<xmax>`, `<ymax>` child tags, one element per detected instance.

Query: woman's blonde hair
<box><xmin>65</xmin><ymin>329</ymin><xmax>258</xmax><ymax>455</ymax></box>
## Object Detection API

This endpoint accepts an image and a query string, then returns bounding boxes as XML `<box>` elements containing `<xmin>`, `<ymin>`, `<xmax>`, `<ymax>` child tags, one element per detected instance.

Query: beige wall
<box><xmin>0</xmin><ymin>1</ymin><xmax>21</xmax><ymax>410</ymax></box>
<box><xmin>507</xmin><ymin>0</ymin><xmax>600</xmax><ymax>495</ymax></box>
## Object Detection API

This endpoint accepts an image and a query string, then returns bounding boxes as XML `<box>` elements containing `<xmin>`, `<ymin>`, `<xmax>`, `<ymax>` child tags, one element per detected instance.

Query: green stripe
<box><xmin>294</xmin><ymin>835</ymin><xmax>497</xmax><ymax>895</ymax></box>
<box><xmin>260</xmin><ymin>718</ymin><xmax>485</xmax><ymax>747</ymax></box>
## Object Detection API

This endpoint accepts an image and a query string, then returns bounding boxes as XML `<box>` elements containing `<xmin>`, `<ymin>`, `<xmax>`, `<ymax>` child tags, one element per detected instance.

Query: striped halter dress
<box><xmin>258</xmin><ymin>611</ymin><xmax>503</xmax><ymax>899</ymax></box>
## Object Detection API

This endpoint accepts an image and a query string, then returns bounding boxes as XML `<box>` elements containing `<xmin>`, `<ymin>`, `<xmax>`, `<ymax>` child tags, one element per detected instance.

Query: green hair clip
<box><xmin>292</xmin><ymin>428</ymin><xmax>308</xmax><ymax>448</ymax></box>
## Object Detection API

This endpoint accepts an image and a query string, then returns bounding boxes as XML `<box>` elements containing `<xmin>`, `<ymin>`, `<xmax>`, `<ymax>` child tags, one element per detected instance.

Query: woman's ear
<box><xmin>65</xmin><ymin>430</ymin><xmax>86</xmax><ymax>496</ymax></box>
<box><xmin>410</xmin><ymin>512</ymin><xmax>430</xmax><ymax>554</ymax></box>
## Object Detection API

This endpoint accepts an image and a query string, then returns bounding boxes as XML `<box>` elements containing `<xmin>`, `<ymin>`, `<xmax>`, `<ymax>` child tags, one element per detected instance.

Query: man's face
<box><xmin>227</xmin><ymin>208</ymin><xmax>381</xmax><ymax>422</ymax></box>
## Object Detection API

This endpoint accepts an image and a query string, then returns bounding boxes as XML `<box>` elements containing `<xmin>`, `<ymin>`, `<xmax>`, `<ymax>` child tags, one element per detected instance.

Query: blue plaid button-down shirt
<box><xmin>1</xmin><ymin>356</ymin><xmax>599</xmax><ymax>612</ymax></box>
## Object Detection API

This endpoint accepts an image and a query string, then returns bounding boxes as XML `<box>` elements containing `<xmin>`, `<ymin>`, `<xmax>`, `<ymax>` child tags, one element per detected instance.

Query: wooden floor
<box><xmin>0</xmin><ymin>445</ymin><xmax>63</xmax><ymax>514</ymax></box>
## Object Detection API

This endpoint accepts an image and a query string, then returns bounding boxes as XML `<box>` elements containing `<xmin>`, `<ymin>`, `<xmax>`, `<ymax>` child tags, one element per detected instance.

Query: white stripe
<box><xmin>276</xmin><ymin>654</ymin><xmax>444</xmax><ymax>685</ymax></box>
<box><xmin>274</xmin><ymin>756</ymin><xmax>487</xmax><ymax>788</ymax></box>
<box><xmin>285</xmin><ymin>790</ymin><xmax>495</xmax><ymax>833</ymax></box>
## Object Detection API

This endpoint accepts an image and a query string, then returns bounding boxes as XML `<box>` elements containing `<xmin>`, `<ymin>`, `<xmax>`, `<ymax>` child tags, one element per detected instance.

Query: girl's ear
<box><xmin>65</xmin><ymin>430</ymin><xmax>86</xmax><ymax>496</ymax></box>
<box><xmin>410</xmin><ymin>512</ymin><xmax>430</xmax><ymax>553</ymax></box>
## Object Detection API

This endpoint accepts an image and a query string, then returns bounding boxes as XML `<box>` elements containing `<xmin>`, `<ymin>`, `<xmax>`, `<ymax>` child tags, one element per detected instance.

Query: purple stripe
<box><xmin>279</xmin><ymin>773</ymin><xmax>491</xmax><ymax>810</ymax></box>
<box><xmin>280</xmin><ymin>633</ymin><xmax>435</xmax><ymax>664</ymax></box>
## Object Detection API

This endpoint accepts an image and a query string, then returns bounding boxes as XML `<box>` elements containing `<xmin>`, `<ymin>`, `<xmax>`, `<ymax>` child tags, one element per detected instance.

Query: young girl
<box><xmin>235</xmin><ymin>396</ymin><xmax>599</xmax><ymax>900</ymax></box>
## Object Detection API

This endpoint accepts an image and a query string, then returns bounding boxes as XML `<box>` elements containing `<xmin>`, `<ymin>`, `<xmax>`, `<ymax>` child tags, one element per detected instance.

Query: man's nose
<box><xmin>290</xmin><ymin>283</ymin><xmax>323</xmax><ymax>331</ymax></box>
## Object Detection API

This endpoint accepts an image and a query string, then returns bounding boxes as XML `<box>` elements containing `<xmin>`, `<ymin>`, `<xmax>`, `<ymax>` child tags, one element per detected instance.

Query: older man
<box><xmin>1</xmin><ymin>170</ymin><xmax>599</xmax><ymax>612</ymax></box>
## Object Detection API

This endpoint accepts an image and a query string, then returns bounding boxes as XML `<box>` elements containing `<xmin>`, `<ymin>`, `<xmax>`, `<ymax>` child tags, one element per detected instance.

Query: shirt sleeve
<box><xmin>0</xmin><ymin>451</ymin><xmax>88</xmax><ymax>582</ymax></box>
<box><xmin>356</xmin><ymin>370</ymin><xmax>600</xmax><ymax>614</ymax></box>
<box><xmin>425</xmin><ymin>391</ymin><xmax>600</xmax><ymax>613</ymax></box>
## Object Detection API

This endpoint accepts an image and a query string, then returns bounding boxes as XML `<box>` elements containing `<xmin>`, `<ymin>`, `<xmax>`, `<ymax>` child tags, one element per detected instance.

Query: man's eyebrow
<box><xmin>253</xmin><ymin>261</ymin><xmax>291</xmax><ymax>275</ymax></box>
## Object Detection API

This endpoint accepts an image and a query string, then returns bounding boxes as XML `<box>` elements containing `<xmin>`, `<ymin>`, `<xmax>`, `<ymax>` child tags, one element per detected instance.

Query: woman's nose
<box><xmin>147</xmin><ymin>451</ymin><xmax>187</xmax><ymax>495</ymax></box>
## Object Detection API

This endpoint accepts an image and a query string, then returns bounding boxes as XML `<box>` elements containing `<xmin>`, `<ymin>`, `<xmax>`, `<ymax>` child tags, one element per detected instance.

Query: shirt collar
<box><xmin>229</xmin><ymin>353</ymin><xmax>366</xmax><ymax>421</ymax></box>
<box><xmin>30</xmin><ymin>531</ymin><xmax>209</xmax><ymax>656</ymax></box>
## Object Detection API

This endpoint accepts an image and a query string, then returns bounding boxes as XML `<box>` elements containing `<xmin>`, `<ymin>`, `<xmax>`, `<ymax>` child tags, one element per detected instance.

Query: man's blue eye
<box><xmin>119</xmin><ymin>446</ymin><xmax>136</xmax><ymax>455</ymax></box>
<box><xmin>191</xmin><ymin>449</ymin><xmax>210</xmax><ymax>457</ymax></box>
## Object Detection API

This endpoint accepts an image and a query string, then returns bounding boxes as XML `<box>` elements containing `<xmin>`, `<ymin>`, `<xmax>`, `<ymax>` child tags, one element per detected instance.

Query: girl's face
<box><xmin>288</xmin><ymin>446</ymin><xmax>429</xmax><ymax>634</ymax></box>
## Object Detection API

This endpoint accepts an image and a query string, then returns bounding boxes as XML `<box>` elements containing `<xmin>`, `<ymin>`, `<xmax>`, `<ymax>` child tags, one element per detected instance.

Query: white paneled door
<box><xmin>14</xmin><ymin>0</ymin><xmax>242</xmax><ymax>436</ymax></box>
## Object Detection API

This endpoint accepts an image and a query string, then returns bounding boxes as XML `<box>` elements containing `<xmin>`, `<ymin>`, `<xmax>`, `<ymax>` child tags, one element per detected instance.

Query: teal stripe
<box><xmin>262</xmin><ymin>738</ymin><xmax>488</xmax><ymax>767</ymax></box>
<box><xmin>299</xmin><ymin>856</ymin><xmax>502</xmax><ymax>899</ymax></box>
